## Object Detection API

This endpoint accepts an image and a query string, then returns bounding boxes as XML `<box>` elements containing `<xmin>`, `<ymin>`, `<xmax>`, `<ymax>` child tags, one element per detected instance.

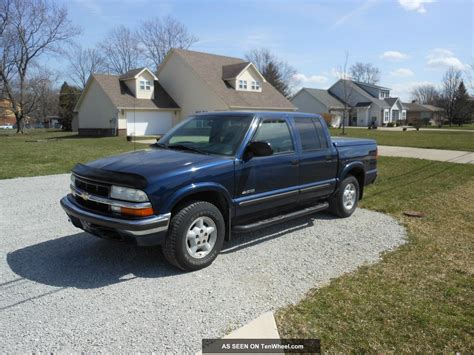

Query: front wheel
<box><xmin>329</xmin><ymin>176</ymin><xmax>360</xmax><ymax>218</ymax></box>
<box><xmin>163</xmin><ymin>201</ymin><xmax>225</xmax><ymax>271</ymax></box>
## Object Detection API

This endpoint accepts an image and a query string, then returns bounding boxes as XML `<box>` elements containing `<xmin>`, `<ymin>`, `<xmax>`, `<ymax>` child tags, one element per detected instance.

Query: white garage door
<box><xmin>126</xmin><ymin>110</ymin><xmax>173</xmax><ymax>136</ymax></box>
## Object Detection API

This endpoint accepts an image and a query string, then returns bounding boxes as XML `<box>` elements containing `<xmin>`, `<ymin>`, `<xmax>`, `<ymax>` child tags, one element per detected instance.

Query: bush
<box><xmin>387</xmin><ymin>122</ymin><xmax>395</xmax><ymax>127</ymax></box>
<box><xmin>321</xmin><ymin>113</ymin><xmax>333</xmax><ymax>126</ymax></box>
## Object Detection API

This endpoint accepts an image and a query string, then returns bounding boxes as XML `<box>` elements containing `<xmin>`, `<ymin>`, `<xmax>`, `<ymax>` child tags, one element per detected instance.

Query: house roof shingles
<box><xmin>222</xmin><ymin>62</ymin><xmax>250</xmax><ymax>80</ymax></box>
<box><xmin>119</xmin><ymin>68</ymin><xmax>146</xmax><ymax>81</ymax></box>
<box><xmin>302</xmin><ymin>88</ymin><xmax>345</xmax><ymax>109</ymax></box>
<box><xmin>332</xmin><ymin>79</ymin><xmax>390</xmax><ymax>109</ymax></box>
<box><xmin>403</xmin><ymin>102</ymin><xmax>444</xmax><ymax>112</ymax></box>
<box><xmin>172</xmin><ymin>49</ymin><xmax>295</xmax><ymax>110</ymax></box>
<box><xmin>94</xmin><ymin>74</ymin><xmax>179</xmax><ymax>110</ymax></box>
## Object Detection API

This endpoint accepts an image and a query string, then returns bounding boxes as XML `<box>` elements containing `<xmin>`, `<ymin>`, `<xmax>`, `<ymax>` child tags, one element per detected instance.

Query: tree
<box><xmin>58</xmin><ymin>82</ymin><xmax>81</xmax><ymax>131</ymax></box>
<box><xmin>137</xmin><ymin>16</ymin><xmax>197</xmax><ymax>73</ymax></box>
<box><xmin>453</xmin><ymin>80</ymin><xmax>471</xmax><ymax>125</ymax></box>
<box><xmin>68</xmin><ymin>46</ymin><xmax>107</xmax><ymax>88</ymax></box>
<box><xmin>440</xmin><ymin>67</ymin><xmax>462</xmax><ymax>126</ymax></box>
<box><xmin>337</xmin><ymin>52</ymin><xmax>354</xmax><ymax>135</ymax></box>
<box><xmin>101</xmin><ymin>25</ymin><xmax>142</xmax><ymax>75</ymax></box>
<box><xmin>350</xmin><ymin>62</ymin><xmax>380</xmax><ymax>84</ymax></box>
<box><xmin>27</xmin><ymin>68</ymin><xmax>59</xmax><ymax>125</ymax></box>
<box><xmin>410</xmin><ymin>84</ymin><xmax>440</xmax><ymax>105</ymax></box>
<box><xmin>245</xmin><ymin>48</ymin><xmax>297</xmax><ymax>98</ymax></box>
<box><xmin>0</xmin><ymin>0</ymin><xmax>79</xmax><ymax>133</ymax></box>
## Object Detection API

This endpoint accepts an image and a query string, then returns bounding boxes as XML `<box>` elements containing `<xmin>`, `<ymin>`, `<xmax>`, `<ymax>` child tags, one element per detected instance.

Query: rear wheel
<box><xmin>163</xmin><ymin>201</ymin><xmax>225</xmax><ymax>271</ymax></box>
<box><xmin>329</xmin><ymin>175</ymin><xmax>360</xmax><ymax>218</ymax></box>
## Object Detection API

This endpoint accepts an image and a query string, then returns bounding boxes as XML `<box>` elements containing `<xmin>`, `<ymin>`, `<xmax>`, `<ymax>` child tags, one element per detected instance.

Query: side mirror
<box><xmin>245</xmin><ymin>141</ymin><xmax>273</xmax><ymax>159</ymax></box>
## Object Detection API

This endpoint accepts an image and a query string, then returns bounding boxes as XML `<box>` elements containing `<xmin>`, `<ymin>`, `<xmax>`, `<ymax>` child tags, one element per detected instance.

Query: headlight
<box><xmin>110</xmin><ymin>185</ymin><xmax>149</xmax><ymax>202</ymax></box>
<box><xmin>70</xmin><ymin>174</ymin><xmax>76</xmax><ymax>186</ymax></box>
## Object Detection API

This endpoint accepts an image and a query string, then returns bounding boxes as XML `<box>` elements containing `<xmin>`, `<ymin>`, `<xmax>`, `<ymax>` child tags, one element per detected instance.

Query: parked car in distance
<box><xmin>61</xmin><ymin>112</ymin><xmax>378</xmax><ymax>271</ymax></box>
<box><xmin>0</xmin><ymin>124</ymin><xmax>13</xmax><ymax>129</ymax></box>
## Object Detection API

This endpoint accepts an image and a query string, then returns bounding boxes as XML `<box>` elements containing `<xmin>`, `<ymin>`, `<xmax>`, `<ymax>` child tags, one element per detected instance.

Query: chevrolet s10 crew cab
<box><xmin>61</xmin><ymin>112</ymin><xmax>378</xmax><ymax>271</ymax></box>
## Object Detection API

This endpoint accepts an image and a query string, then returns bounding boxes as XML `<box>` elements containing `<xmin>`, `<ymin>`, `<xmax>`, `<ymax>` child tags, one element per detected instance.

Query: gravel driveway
<box><xmin>0</xmin><ymin>174</ymin><xmax>406</xmax><ymax>353</ymax></box>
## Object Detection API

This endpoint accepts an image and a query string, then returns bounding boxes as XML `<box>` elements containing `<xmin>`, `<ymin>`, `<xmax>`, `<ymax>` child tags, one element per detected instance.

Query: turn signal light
<box><xmin>120</xmin><ymin>207</ymin><xmax>154</xmax><ymax>217</ymax></box>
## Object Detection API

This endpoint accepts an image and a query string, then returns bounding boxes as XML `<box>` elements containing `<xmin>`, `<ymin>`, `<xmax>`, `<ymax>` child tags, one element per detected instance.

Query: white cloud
<box><xmin>390</xmin><ymin>68</ymin><xmax>415</xmax><ymax>77</ymax></box>
<box><xmin>293</xmin><ymin>73</ymin><xmax>328</xmax><ymax>84</ymax></box>
<box><xmin>381</xmin><ymin>51</ymin><xmax>409</xmax><ymax>61</ymax></box>
<box><xmin>426</xmin><ymin>48</ymin><xmax>468</xmax><ymax>70</ymax></box>
<box><xmin>398</xmin><ymin>0</ymin><xmax>434</xmax><ymax>14</ymax></box>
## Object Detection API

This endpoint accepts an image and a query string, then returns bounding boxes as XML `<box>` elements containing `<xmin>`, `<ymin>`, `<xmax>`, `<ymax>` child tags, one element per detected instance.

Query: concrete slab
<box><xmin>378</xmin><ymin>145</ymin><xmax>474</xmax><ymax>164</ymax></box>
<box><xmin>196</xmin><ymin>312</ymin><xmax>281</xmax><ymax>355</ymax></box>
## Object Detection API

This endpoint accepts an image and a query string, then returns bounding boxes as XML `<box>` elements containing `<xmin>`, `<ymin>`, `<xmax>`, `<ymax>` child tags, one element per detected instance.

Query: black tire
<box><xmin>329</xmin><ymin>175</ymin><xmax>360</xmax><ymax>218</ymax></box>
<box><xmin>163</xmin><ymin>201</ymin><xmax>225</xmax><ymax>271</ymax></box>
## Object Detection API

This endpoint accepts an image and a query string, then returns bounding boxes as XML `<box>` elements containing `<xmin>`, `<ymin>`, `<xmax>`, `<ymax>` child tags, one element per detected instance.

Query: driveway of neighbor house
<box><xmin>0</xmin><ymin>174</ymin><xmax>406</xmax><ymax>353</ymax></box>
<box><xmin>378</xmin><ymin>146</ymin><xmax>474</xmax><ymax>164</ymax></box>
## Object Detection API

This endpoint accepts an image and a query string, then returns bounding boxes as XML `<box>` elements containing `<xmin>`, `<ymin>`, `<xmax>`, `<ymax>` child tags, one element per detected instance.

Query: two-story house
<box><xmin>291</xmin><ymin>80</ymin><xmax>406</xmax><ymax>127</ymax></box>
<box><xmin>74</xmin><ymin>49</ymin><xmax>295</xmax><ymax>136</ymax></box>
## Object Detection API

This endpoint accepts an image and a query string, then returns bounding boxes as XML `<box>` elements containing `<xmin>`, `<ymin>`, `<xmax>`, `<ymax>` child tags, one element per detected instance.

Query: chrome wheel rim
<box><xmin>185</xmin><ymin>216</ymin><xmax>217</xmax><ymax>259</ymax></box>
<box><xmin>343</xmin><ymin>183</ymin><xmax>357</xmax><ymax>210</ymax></box>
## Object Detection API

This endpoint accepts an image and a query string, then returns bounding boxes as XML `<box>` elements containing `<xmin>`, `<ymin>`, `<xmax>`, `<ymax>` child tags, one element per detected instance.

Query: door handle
<box><xmin>325</xmin><ymin>156</ymin><xmax>333</xmax><ymax>161</ymax></box>
<box><xmin>291</xmin><ymin>160</ymin><xmax>299</xmax><ymax>166</ymax></box>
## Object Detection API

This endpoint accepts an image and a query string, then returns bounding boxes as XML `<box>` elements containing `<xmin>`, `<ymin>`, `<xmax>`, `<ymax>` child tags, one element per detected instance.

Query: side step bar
<box><xmin>232</xmin><ymin>202</ymin><xmax>329</xmax><ymax>233</ymax></box>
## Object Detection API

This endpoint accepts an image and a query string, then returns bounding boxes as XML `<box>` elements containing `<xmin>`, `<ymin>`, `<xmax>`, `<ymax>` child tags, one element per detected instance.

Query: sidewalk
<box><xmin>347</xmin><ymin>126</ymin><xmax>474</xmax><ymax>133</ymax></box>
<box><xmin>378</xmin><ymin>145</ymin><xmax>474</xmax><ymax>164</ymax></box>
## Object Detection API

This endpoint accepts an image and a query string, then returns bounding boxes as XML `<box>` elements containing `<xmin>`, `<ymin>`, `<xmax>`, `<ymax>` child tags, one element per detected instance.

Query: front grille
<box><xmin>72</xmin><ymin>175</ymin><xmax>111</xmax><ymax>214</ymax></box>
<box><xmin>74</xmin><ymin>176</ymin><xmax>110</xmax><ymax>197</ymax></box>
<box><xmin>75</xmin><ymin>197</ymin><xmax>110</xmax><ymax>214</ymax></box>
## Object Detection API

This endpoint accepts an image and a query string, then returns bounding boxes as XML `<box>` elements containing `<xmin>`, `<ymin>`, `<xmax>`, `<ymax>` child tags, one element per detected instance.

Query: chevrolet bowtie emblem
<box><xmin>81</xmin><ymin>192</ymin><xmax>90</xmax><ymax>201</ymax></box>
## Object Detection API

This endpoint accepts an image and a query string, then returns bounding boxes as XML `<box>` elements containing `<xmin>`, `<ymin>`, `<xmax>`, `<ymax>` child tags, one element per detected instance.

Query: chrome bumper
<box><xmin>60</xmin><ymin>195</ymin><xmax>170</xmax><ymax>242</ymax></box>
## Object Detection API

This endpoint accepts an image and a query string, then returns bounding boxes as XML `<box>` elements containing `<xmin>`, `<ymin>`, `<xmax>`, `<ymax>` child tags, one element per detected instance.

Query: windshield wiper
<box><xmin>154</xmin><ymin>142</ymin><xmax>169</xmax><ymax>149</ymax></box>
<box><xmin>167</xmin><ymin>144</ymin><xmax>209</xmax><ymax>155</ymax></box>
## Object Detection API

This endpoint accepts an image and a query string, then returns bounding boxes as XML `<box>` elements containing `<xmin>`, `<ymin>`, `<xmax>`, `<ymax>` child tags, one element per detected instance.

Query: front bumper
<box><xmin>60</xmin><ymin>195</ymin><xmax>171</xmax><ymax>246</ymax></box>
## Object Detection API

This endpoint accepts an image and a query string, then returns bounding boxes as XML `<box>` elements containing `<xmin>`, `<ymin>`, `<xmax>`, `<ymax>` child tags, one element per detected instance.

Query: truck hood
<box><xmin>85</xmin><ymin>148</ymin><xmax>229</xmax><ymax>182</ymax></box>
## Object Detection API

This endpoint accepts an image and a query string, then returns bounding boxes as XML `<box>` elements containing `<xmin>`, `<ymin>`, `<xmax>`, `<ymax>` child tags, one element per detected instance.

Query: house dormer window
<box><xmin>239</xmin><ymin>80</ymin><xmax>247</xmax><ymax>90</ymax></box>
<box><xmin>251</xmin><ymin>81</ymin><xmax>261</xmax><ymax>91</ymax></box>
<box><xmin>140</xmin><ymin>80</ymin><xmax>151</xmax><ymax>91</ymax></box>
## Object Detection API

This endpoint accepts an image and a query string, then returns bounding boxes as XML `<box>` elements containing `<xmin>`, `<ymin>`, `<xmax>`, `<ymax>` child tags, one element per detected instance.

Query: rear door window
<box><xmin>252</xmin><ymin>119</ymin><xmax>294</xmax><ymax>154</ymax></box>
<box><xmin>294</xmin><ymin>118</ymin><xmax>322</xmax><ymax>151</ymax></box>
<box><xmin>312</xmin><ymin>119</ymin><xmax>329</xmax><ymax>148</ymax></box>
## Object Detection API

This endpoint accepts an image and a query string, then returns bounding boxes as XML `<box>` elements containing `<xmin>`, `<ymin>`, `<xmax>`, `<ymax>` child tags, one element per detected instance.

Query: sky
<box><xmin>54</xmin><ymin>0</ymin><xmax>473</xmax><ymax>100</ymax></box>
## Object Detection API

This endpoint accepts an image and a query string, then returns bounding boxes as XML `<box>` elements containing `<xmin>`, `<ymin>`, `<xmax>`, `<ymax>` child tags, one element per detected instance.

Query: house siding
<box><xmin>158</xmin><ymin>54</ymin><xmax>228</xmax><ymax>121</ymax></box>
<box><xmin>77</xmin><ymin>79</ymin><xmax>118</xmax><ymax>132</ymax></box>
<box><xmin>292</xmin><ymin>90</ymin><xmax>330</xmax><ymax>114</ymax></box>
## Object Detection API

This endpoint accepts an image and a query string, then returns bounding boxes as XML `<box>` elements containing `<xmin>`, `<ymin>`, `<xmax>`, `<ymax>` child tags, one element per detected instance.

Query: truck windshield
<box><xmin>157</xmin><ymin>114</ymin><xmax>254</xmax><ymax>156</ymax></box>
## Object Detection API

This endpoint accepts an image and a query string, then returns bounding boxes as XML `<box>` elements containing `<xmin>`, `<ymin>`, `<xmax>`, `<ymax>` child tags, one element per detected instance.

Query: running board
<box><xmin>232</xmin><ymin>202</ymin><xmax>329</xmax><ymax>232</ymax></box>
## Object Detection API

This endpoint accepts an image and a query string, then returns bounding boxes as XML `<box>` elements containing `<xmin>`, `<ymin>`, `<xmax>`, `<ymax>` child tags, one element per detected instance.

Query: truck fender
<box><xmin>337</xmin><ymin>161</ymin><xmax>366</xmax><ymax>191</ymax></box>
<box><xmin>162</xmin><ymin>182</ymin><xmax>233</xmax><ymax>215</ymax></box>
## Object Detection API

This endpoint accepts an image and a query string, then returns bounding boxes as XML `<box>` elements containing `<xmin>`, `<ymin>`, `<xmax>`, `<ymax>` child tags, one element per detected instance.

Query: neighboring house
<box><xmin>75</xmin><ymin>49</ymin><xmax>295</xmax><ymax>136</ymax></box>
<box><xmin>74</xmin><ymin>67</ymin><xmax>180</xmax><ymax>136</ymax></box>
<box><xmin>291</xmin><ymin>88</ymin><xmax>345</xmax><ymax>127</ymax></box>
<box><xmin>292</xmin><ymin>80</ymin><xmax>407</xmax><ymax>127</ymax></box>
<box><xmin>0</xmin><ymin>98</ymin><xmax>16</xmax><ymax>125</ymax></box>
<box><xmin>403</xmin><ymin>102</ymin><xmax>446</xmax><ymax>125</ymax></box>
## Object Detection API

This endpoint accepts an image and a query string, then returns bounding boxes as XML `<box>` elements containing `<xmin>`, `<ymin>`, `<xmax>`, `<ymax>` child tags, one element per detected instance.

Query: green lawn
<box><xmin>276</xmin><ymin>157</ymin><xmax>474</xmax><ymax>352</ymax></box>
<box><xmin>329</xmin><ymin>127</ymin><xmax>474</xmax><ymax>151</ymax></box>
<box><xmin>0</xmin><ymin>129</ymin><xmax>140</xmax><ymax>179</ymax></box>
<box><xmin>438</xmin><ymin>123</ymin><xmax>474</xmax><ymax>130</ymax></box>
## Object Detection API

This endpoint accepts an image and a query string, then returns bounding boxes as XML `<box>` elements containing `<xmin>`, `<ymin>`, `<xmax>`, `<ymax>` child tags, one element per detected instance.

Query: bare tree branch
<box><xmin>0</xmin><ymin>0</ymin><xmax>79</xmax><ymax>133</ymax></box>
<box><xmin>245</xmin><ymin>48</ymin><xmax>297</xmax><ymax>98</ymax></box>
<box><xmin>137</xmin><ymin>16</ymin><xmax>197</xmax><ymax>73</ymax></box>
<box><xmin>410</xmin><ymin>84</ymin><xmax>440</xmax><ymax>105</ymax></box>
<box><xmin>100</xmin><ymin>25</ymin><xmax>142</xmax><ymax>75</ymax></box>
<box><xmin>67</xmin><ymin>45</ymin><xmax>107</xmax><ymax>88</ymax></box>
<box><xmin>350</xmin><ymin>62</ymin><xmax>381</xmax><ymax>84</ymax></box>
<box><xmin>440</xmin><ymin>67</ymin><xmax>463</xmax><ymax>126</ymax></box>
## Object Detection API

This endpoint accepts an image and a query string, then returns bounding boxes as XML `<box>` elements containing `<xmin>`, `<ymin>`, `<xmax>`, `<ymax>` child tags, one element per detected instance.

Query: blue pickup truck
<box><xmin>61</xmin><ymin>112</ymin><xmax>377</xmax><ymax>271</ymax></box>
